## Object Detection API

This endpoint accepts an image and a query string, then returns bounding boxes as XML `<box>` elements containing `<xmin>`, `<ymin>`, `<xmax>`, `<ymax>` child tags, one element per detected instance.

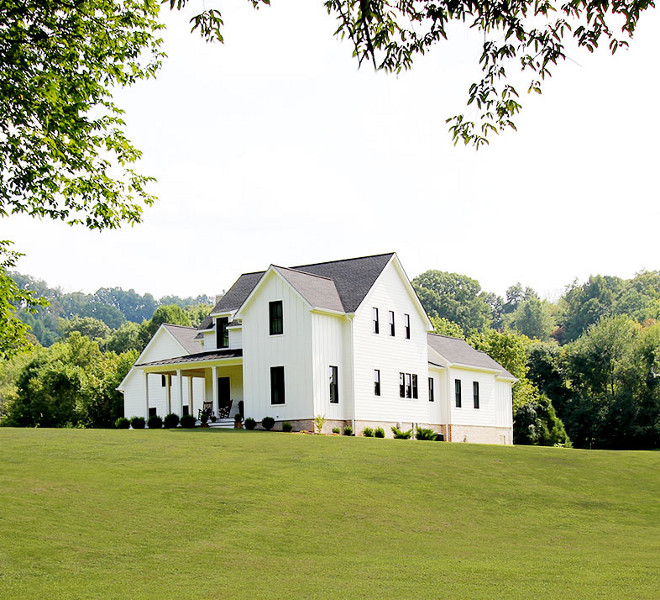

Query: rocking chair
<box><xmin>198</xmin><ymin>401</ymin><xmax>214</xmax><ymax>421</ymax></box>
<box><xmin>218</xmin><ymin>399</ymin><xmax>233</xmax><ymax>419</ymax></box>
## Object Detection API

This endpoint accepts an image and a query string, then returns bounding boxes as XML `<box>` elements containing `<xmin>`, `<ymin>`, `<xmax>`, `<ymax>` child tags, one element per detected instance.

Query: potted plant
<box><xmin>234</xmin><ymin>413</ymin><xmax>243</xmax><ymax>429</ymax></box>
<box><xmin>200</xmin><ymin>413</ymin><xmax>209</xmax><ymax>428</ymax></box>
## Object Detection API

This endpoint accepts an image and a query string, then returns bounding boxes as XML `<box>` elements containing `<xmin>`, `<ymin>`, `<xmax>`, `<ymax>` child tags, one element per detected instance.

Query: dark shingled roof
<box><xmin>427</xmin><ymin>333</ymin><xmax>515</xmax><ymax>379</ymax></box>
<box><xmin>274</xmin><ymin>266</ymin><xmax>344</xmax><ymax>312</ymax></box>
<box><xmin>138</xmin><ymin>349</ymin><xmax>243</xmax><ymax>367</ymax></box>
<box><xmin>163</xmin><ymin>324</ymin><xmax>203</xmax><ymax>355</ymax></box>
<box><xmin>209</xmin><ymin>271</ymin><xmax>265</xmax><ymax>316</ymax></box>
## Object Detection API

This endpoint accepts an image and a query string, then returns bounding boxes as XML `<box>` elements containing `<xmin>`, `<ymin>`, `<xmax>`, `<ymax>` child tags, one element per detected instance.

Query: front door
<box><xmin>217</xmin><ymin>377</ymin><xmax>231</xmax><ymax>410</ymax></box>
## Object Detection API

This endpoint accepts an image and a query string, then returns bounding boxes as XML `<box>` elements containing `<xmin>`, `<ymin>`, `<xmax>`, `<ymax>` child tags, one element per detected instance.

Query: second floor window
<box><xmin>455</xmin><ymin>379</ymin><xmax>462</xmax><ymax>407</ymax></box>
<box><xmin>373</xmin><ymin>307</ymin><xmax>379</xmax><ymax>334</ymax></box>
<box><xmin>389</xmin><ymin>311</ymin><xmax>395</xmax><ymax>336</ymax></box>
<box><xmin>473</xmin><ymin>381</ymin><xmax>480</xmax><ymax>409</ymax></box>
<box><xmin>216</xmin><ymin>317</ymin><xmax>229</xmax><ymax>348</ymax></box>
<box><xmin>374</xmin><ymin>369</ymin><xmax>381</xmax><ymax>396</ymax></box>
<box><xmin>404</xmin><ymin>314</ymin><xmax>410</xmax><ymax>339</ymax></box>
<box><xmin>329</xmin><ymin>366</ymin><xmax>339</xmax><ymax>403</ymax></box>
<box><xmin>269</xmin><ymin>301</ymin><xmax>283</xmax><ymax>335</ymax></box>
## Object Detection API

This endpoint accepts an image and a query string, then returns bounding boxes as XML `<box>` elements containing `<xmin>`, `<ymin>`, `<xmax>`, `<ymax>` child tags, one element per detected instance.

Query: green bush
<box><xmin>180</xmin><ymin>414</ymin><xmax>197</xmax><ymax>428</ymax></box>
<box><xmin>332</xmin><ymin>427</ymin><xmax>341</xmax><ymax>434</ymax></box>
<box><xmin>391</xmin><ymin>426</ymin><xmax>412</xmax><ymax>439</ymax></box>
<box><xmin>115</xmin><ymin>417</ymin><xmax>130</xmax><ymax>429</ymax></box>
<box><xmin>148</xmin><ymin>415</ymin><xmax>162</xmax><ymax>429</ymax></box>
<box><xmin>130</xmin><ymin>416</ymin><xmax>145</xmax><ymax>430</ymax></box>
<box><xmin>262</xmin><ymin>416</ymin><xmax>275</xmax><ymax>431</ymax></box>
<box><xmin>164</xmin><ymin>413</ymin><xmax>179</xmax><ymax>429</ymax></box>
<box><xmin>374</xmin><ymin>427</ymin><xmax>385</xmax><ymax>438</ymax></box>
<box><xmin>362</xmin><ymin>427</ymin><xmax>374</xmax><ymax>437</ymax></box>
<box><xmin>200</xmin><ymin>412</ymin><xmax>209</xmax><ymax>424</ymax></box>
<box><xmin>415</xmin><ymin>427</ymin><xmax>438</xmax><ymax>441</ymax></box>
<box><xmin>343</xmin><ymin>425</ymin><xmax>353</xmax><ymax>436</ymax></box>
<box><xmin>244</xmin><ymin>417</ymin><xmax>256</xmax><ymax>430</ymax></box>
<box><xmin>282</xmin><ymin>421</ymin><xmax>293</xmax><ymax>432</ymax></box>
<box><xmin>234</xmin><ymin>413</ymin><xmax>243</xmax><ymax>423</ymax></box>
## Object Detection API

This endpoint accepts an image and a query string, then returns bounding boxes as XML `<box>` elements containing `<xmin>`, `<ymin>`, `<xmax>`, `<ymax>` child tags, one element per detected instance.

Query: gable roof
<box><xmin>273</xmin><ymin>266</ymin><xmax>344</xmax><ymax>313</ymax></box>
<box><xmin>427</xmin><ymin>333</ymin><xmax>515</xmax><ymax>379</ymax></box>
<box><xmin>163</xmin><ymin>324</ymin><xmax>202</xmax><ymax>355</ymax></box>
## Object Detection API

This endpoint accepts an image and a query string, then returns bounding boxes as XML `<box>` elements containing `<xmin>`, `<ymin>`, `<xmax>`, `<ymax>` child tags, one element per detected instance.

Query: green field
<box><xmin>0</xmin><ymin>429</ymin><xmax>658</xmax><ymax>599</ymax></box>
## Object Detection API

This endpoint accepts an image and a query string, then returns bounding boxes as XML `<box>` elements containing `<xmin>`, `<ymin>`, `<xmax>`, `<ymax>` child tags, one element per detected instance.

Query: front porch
<box><xmin>137</xmin><ymin>350</ymin><xmax>243</xmax><ymax>421</ymax></box>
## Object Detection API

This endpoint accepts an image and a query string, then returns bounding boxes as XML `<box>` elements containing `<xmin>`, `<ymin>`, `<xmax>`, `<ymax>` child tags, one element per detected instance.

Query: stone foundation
<box><xmin>447</xmin><ymin>424</ymin><xmax>512</xmax><ymax>445</ymax></box>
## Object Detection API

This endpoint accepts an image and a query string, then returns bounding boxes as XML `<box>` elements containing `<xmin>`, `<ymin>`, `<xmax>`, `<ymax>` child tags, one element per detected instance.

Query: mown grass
<box><xmin>0</xmin><ymin>428</ymin><xmax>658</xmax><ymax>599</ymax></box>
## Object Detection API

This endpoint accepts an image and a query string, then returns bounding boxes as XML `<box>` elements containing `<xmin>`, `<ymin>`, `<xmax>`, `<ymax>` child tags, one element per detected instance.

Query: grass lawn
<box><xmin>0</xmin><ymin>429</ymin><xmax>659</xmax><ymax>599</ymax></box>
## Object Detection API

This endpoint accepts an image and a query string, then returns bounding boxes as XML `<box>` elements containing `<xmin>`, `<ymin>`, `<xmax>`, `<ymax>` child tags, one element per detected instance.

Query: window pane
<box><xmin>389</xmin><ymin>311</ymin><xmax>395</xmax><ymax>336</ymax></box>
<box><xmin>374</xmin><ymin>369</ymin><xmax>381</xmax><ymax>396</ymax></box>
<box><xmin>329</xmin><ymin>366</ymin><xmax>338</xmax><ymax>403</ymax></box>
<box><xmin>455</xmin><ymin>379</ymin><xmax>462</xmax><ymax>407</ymax></box>
<box><xmin>270</xmin><ymin>366</ymin><xmax>285</xmax><ymax>404</ymax></box>
<box><xmin>399</xmin><ymin>372</ymin><xmax>405</xmax><ymax>398</ymax></box>
<box><xmin>473</xmin><ymin>381</ymin><xmax>480</xmax><ymax>409</ymax></box>
<box><xmin>428</xmin><ymin>377</ymin><xmax>434</xmax><ymax>402</ymax></box>
<box><xmin>412</xmin><ymin>374</ymin><xmax>418</xmax><ymax>399</ymax></box>
<box><xmin>217</xmin><ymin>317</ymin><xmax>229</xmax><ymax>348</ymax></box>
<box><xmin>405</xmin><ymin>373</ymin><xmax>412</xmax><ymax>398</ymax></box>
<box><xmin>373</xmin><ymin>307</ymin><xmax>379</xmax><ymax>334</ymax></box>
<box><xmin>404</xmin><ymin>314</ymin><xmax>410</xmax><ymax>339</ymax></box>
<box><xmin>269</xmin><ymin>301</ymin><xmax>283</xmax><ymax>335</ymax></box>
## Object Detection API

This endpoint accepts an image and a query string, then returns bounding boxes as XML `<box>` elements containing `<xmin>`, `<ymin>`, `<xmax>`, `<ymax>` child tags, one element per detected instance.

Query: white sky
<box><xmin>5</xmin><ymin>2</ymin><xmax>660</xmax><ymax>301</ymax></box>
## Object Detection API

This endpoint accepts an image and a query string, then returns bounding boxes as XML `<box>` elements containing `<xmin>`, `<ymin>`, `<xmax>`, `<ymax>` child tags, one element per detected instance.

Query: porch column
<box><xmin>188</xmin><ymin>376</ymin><xmax>194</xmax><ymax>416</ymax></box>
<box><xmin>212</xmin><ymin>366</ymin><xmax>219</xmax><ymax>416</ymax></box>
<box><xmin>144</xmin><ymin>371</ymin><xmax>150</xmax><ymax>419</ymax></box>
<box><xmin>166</xmin><ymin>375</ymin><xmax>172</xmax><ymax>415</ymax></box>
<box><xmin>177</xmin><ymin>369</ymin><xmax>183</xmax><ymax>416</ymax></box>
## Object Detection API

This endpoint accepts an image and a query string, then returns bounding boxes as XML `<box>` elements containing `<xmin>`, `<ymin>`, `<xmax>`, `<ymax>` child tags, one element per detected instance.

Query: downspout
<box><xmin>446</xmin><ymin>364</ymin><xmax>452</xmax><ymax>442</ymax></box>
<box><xmin>348</xmin><ymin>314</ymin><xmax>356</xmax><ymax>433</ymax></box>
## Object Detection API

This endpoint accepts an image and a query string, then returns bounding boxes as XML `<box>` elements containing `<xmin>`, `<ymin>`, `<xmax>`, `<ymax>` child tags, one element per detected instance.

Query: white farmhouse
<box><xmin>119</xmin><ymin>253</ymin><xmax>515</xmax><ymax>443</ymax></box>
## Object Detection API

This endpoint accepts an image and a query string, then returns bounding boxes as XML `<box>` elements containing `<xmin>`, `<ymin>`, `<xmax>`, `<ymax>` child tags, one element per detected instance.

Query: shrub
<box><xmin>200</xmin><ymin>412</ymin><xmax>209</xmax><ymax>424</ymax></box>
<box><xmin>391</xmin><ymin>426</ymin><xmax>412</xmax><ymax>439</ymax></box>
<box><xmin>148</xmin><ymin>415</ymin><xmax>163</xmax><ymax>429</ymax></box>
<box><xmin>130</xmin><ymin>416</ymin><xmax>145</xmax><ymax>430</ymax></box>
<box><xmin>234</xmin><ymin>413</ymin><xmax>243</xmax><ymax>423</ymax></box>
<box><xmin>313</xmin><ymin>414</ymin><xmax>327</xmax><ymax>434</ymax></box>
<box><xmin>210</xmin><ymin>415</ymin><xmax>217</xmax><ymax>423</ymax></box>
<box><xmin>164</xmin><ymin>413</ymin><xmax>180</xmax><ymax>429</ymax></box>
<box><xmin>115</xmin><ymin>417</ymin><xmax>130</xmax><ymax>429</ymax></box>
<box><xmin>332</xmin><ymin>427</ymin><xmax>341</xmax><ymax>434</ymax></box>
<box><xmin>415</xmin><ymin>427</ymin><xmax>437</xmax><ymax>441</ymax></box>
<box><xmin>362</xmin><ymin>427</ymin><xmax>374</xmax><ymax>437</ymax></box>
<box><xmin>282</xmin><ymin>421</ymin><xmax>293</xmax><ymax>432</ymax></box>
<box><xmin>244</xmin><ymin>417</ymin><xmax>256</xmax><ymax>430</ymax></box>
<box><xmin>262</xmin><ymin>416</ymin><xmax>275</xmax><ymax>431</ymax></box>
<box><xmin>343</xmin><ymin>425</ymin><xmax>353</xmax><ymax>436</ymax></box>
<box><xmin>374</xmin><ymin>427</ymin><xmax>385</xmax><ymax>438</ymax></box>
<box><xmin>180</xmin><ymin>414</ymin><xmax>197</xmax><ymax>428</ymax></box>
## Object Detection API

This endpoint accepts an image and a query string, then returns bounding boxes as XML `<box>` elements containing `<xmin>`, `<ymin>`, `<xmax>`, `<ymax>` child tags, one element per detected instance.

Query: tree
<box><xmin>106</xmin><ymin>321</ymin><xmax>142</xmax><ymax>354</ymax></box>
<box><xmin>58</xmin><ymin>316</ymin><xmax>111</xmax><ymax>341</ymax></box>
<box><xmin>137</xmin><ymin>304</ymin><xmax>191</xmax><ymax>348</ymax></box>
<box><xmin>505</xmin><ymin>297</ymin><xmax>555</xmax><ymax>341</ymax></box>
<box><xmin>174</xmin><ymin>0</ymin><xmax>654</xmax><ymax>147</ymax></box>
<box><xmin>430</xmin><ymin>316</ymin><xmax>464</xmax><ymax>339</ymax></box>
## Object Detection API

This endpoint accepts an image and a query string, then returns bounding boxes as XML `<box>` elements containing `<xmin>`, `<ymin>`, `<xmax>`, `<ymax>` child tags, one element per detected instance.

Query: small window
<box><xmin>404</xmin><ymin>314</ymin><xmax>410</xmax><ymax>339</ymax></box>
<box><xmin>216</xmin><ymin>317</ymin><xmax>229</xmax><ymax>348</ymax></box>
<box><xmin>269</xmin><ymin>301</ymin><xmax>283</xmax><ymax>335</ymax></box>
<box><xmin>389</xmin><ymin>311</ymin><xmax>395</xmax><ymax>336</ymax></box>
<box><xmin>329</xmin><ymin>366</ymin><xmax>339</xmax><ymax>404</ymax></box>
<box><xmin>473</xmin><ymin>381</ymin><xmax>480</xmax><ymax>409</ymax></box>
<box><xmin>270</xmin><ymin>366</ymin><xmax>285</xmax><ymax>404</ymax></box>
<box><xmin>148</xmin><ymin>407</ymin><xmax>157</xmax><ymax>417</ymax></box>
<box><xmin>161</xmin><ymin>375</ymin><xmax>166</xmax><ymax>387</ymax></box>
<box><xmin>182</xmin><ymin>405</ymin><xmax>189</xmax><ymax>416</ymax></box>
<box><xmin>428</xmin><ymin>377</ymin><xmax>434</xmax><ymax>402</ymax></box>
<box><xmin>374</xmin><ymin>369</ymin><xmax>381</xmax><ymax>396</ymax></box>
<box><xmin>455</xmin><ymin>379</ymin><xmax>462</xmax><ymax>408</ymax></box>
<box><xmin>373</xmin><ymin>307</ymin><xmax>379</xmax><ymax>334</ymax></box>
<box><xmin>405</xmin><ymin>373</ymin><xmax>412</xmax><ymax>398</ymax></box>
<box><xmin>399</xmin><ymin>372</ymin><xmax>405</xmax><ymax>398</ymax></box>
<box><xmin>412</xmin><ymin>374</ymin><xmax>418</xmax><ymax>399</ymax></box>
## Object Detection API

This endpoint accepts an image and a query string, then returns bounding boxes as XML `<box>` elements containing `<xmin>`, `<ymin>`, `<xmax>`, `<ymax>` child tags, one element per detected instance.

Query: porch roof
<box><xmin>137</xmin><ymin>348</ymin><xmax>243</xmax><ymax>368</ymax></box>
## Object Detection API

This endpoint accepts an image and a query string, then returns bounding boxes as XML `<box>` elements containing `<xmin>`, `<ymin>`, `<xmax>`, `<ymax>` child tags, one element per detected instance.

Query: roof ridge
<box><xmin>164</xmin><ymin>323</ymin><xmax>196</xmax><ymax>330</ymax></box>
<box><xmin>274</xmin><ymin>265</ymin><xmax>334</xmax><ymax>282</ymax></box>
<box><xmin>428</xmin><ymin>332</ymin><xmax>464</xmax><ymax>341</ymax></box>
<box><xmin>291</xmin><ymin>252</ymin><xmax>395</xmax><ymax>270</ymax></box>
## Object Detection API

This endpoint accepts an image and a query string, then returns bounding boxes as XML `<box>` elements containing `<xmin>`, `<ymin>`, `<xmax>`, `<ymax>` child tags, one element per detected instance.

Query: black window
<box><xmin>270</xmin><ymin>366</ymin><xmax>285</xmax><ymax>404</ymax></box>
<box><xmin>216</xmin><ymin>317</ymin><xmax>229</xmax><ymax>349</ymax></box>
<box><xmin>374</xmin><ymin>369</ymin><xmax>381</xmax><ymax>396</ymax></box>
<box><xmin>404</xmin><ymin>314</ymin><xmax>410</xmax><ymax>339</ymax></box>
<box><xmin>148</xmin><ymin>407</ymin><xmax>157</xmax><ymax>417</ymax></box>
<box><xmin>455</xmin><ymin>379</ymin><xmax>462</xmax><ymax>408</ymax></box>
<box><xmin>405</xmin><ymin>373</ymin><xmax>412</xmax><ymax>398</ymax></box>
<box><xmin>329</xmin><ymin>366</ymin><xmax>339</xmax><ymax>403</ymax></box>
<box><xmin>182</xmin><ymin>405</ymin><xmax>189</xmax><ymax>416</ymax></box>
<box><xmin>399</xmin><ymin>372</ymin><xmax>405</xmax><ymax>398</ymax></box>
<box><xmin>412</xmin><ymin>374</ymin><xmax>418</xmax><ymax>399</ymax></box>
<box><xmin>373</xmin><ymin>307</ymin><xmax>379</xmax><ymax>334</ymax></box>
<box><xmin>269</xmin><ymin>301</ymin><xmax>283</xmax><ymax>335</ymax></box>
<box><xmin>473</xmin><ymin>381</ymin><xmax>480</xmax><ymax>409</ymax></box>
<box><xmin>428</xmin><ymin>377</ymin><xmax>434</xmax><ymax>402</ymax></box>
<box><xmin>161</xmin><ymin>375</ymin><xmax>166</xmax><ymax>387</ymax></box>
<box><xmin>389</xmin><ymin>311</ymin><xmax>395</xmax><ymax>336</ymax></box>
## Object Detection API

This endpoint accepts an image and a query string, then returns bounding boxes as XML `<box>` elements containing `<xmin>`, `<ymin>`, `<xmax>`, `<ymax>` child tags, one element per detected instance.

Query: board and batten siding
<box><xmin>495</xmin><ymin>380</ymin><xmax>513</xmax><ymax>428</ymax></box>
<box><xmin>351</xmin><ymin>261</ymin><xmax>430</xmax><ymax>424</ymax></box>
<box><xmin>310</xmin><ymin>312</ymin><xmax>351</xmax><ymax>421</ymax></box>
<box><xmin>241</xmin><ymin>271</ymin><xmax>313</xmax><ymax>422</ymax></box>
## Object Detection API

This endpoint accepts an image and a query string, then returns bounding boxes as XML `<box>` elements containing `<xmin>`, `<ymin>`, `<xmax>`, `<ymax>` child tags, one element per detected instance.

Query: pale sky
<box><xmin>5</xmin><ymin>2</ymin><xmax>660</xmax><ymax>302</ymax></box>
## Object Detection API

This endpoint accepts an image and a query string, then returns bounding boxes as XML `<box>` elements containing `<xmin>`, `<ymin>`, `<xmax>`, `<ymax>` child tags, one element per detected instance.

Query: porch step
<box><xmin>206</xmin><ymin>419</ymin><xmax>234</xmax><ymax>429</ymax></box>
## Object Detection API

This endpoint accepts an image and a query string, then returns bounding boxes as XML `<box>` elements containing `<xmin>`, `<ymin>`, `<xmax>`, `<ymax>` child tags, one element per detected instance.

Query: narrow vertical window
<box><xmin>455</xmin><ymin>379</ymin><xmax>462</xmax><ymax>408</ymax></box>
<box><xmin>270</xmin><ymin>366</ymin><xmax>285</xmax><ymax>404</ymax></box>
<box><xmin>404</xmin><ymin>314</ymin><xmax>410</xmax><ymax>339</ymax></box>
<box><xmin>216</xmin><ymin>317</ymin><xmax>229</xmax><ymax>348</ymax></box>
<box><xmin>473</xmin><ymin>381</ymin><xmax>480</xmax><ymax>409</ymax></box>
<box><xmin>374</xmin><ymin>370</ymin><xmax>381</xmax><ymax>396</ymax></box>
<box><xmin>428</xmin><ymin>377</ymin><xmax>434</xmax><ymax>402</ymax></box>
<box><xmin>373</xmin><ymin>307</ymin><xmax>379</xmax><ymax>334</ymax></box>
<box><xmin>399</xmin><ymin>372</ymin><xmax>405</xmax><ymax>398</ymax></box>
<box><xmin>269</xmin><ymin>301</ymin><xmax>283</xmax><ymax>335</ymax></box>
<box><xmin>329</xmin><ymin>366</ymin><xmax>339</xmax><ymax>403</ymax></box>
<box><xmin>389</xmin><ymin>311</ymin><xmax>395</xmax><ymax>336</ymax></box>
<box><xmin>405</xmin><ymin>373</ymin><xmax>412</xmax><ymax>398</ymax></box>
<box><xmin>161</xmin><ymin>375</ymin><xmax>166</xmax><ymax>387</ymax></box>
<box><xmin>412</xmin><ymin>374</ymin><xmax>418</xmax><ymax>399</ymax></box>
